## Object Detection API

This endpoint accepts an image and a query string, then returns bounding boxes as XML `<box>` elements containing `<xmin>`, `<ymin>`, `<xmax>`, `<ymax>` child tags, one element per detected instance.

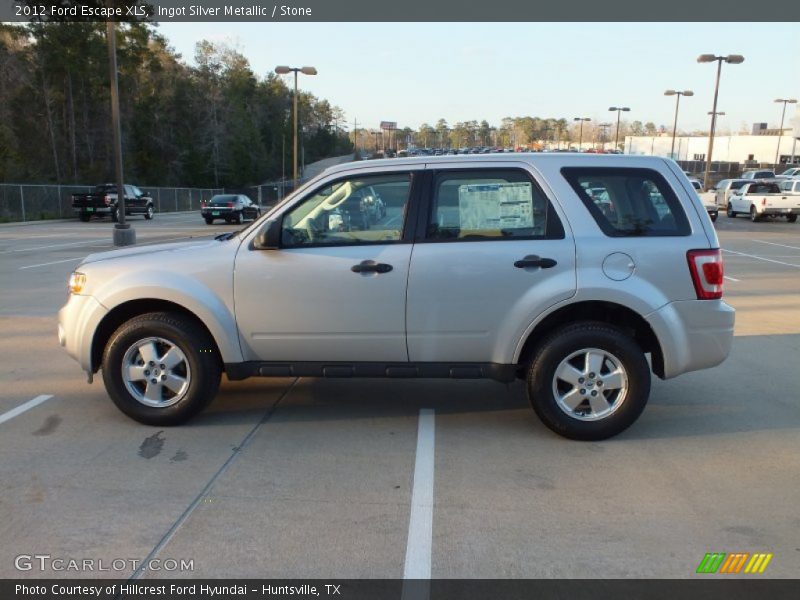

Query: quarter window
<box><xmin>426</xmin><ymin>169</ymin><xmax>563</xmax><ymax>240</ymax></box>
<box><xmin>281</xmin><ymin>173</ymin><xmax>411</xmax><ymax>247</ymax></box>
<box><xmin>562</xmin><ymin>167</ymin><xmax>690</xmax><ymax>237</ymax></box>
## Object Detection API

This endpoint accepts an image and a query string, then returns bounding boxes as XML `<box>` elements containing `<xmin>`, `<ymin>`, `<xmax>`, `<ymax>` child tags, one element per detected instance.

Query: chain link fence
<box><xmin>0</xmin><ymin>184</ymin><xmax>225</xmax><ymax>223</ymax></box>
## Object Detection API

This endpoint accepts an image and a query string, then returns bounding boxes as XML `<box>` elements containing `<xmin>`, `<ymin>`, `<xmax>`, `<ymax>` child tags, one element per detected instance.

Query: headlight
<box><xmin>68</xmin><ymin>271</ymin><xmax>86</xmax><ymax>294</ymax></box>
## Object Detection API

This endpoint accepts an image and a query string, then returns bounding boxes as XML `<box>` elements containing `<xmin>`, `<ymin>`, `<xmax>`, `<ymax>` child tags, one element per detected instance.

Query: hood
<box><xmin>82</xmin><ymin>239</ymin><xmax>225</xmax><ymax>265</ymax></box>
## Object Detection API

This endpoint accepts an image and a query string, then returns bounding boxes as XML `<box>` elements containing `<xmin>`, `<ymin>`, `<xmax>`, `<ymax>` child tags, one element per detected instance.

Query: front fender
<box><xmin>92</xmin><ymin>271</ymin><xmax>243</xmax><ymax>364</ymax></box>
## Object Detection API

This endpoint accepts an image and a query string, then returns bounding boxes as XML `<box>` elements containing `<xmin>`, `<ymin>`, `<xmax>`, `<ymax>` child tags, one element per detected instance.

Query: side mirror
<box><xmin>255</xmin><ymin>219</ymin><xmax>281</xmax><ymax>250</ymax></box>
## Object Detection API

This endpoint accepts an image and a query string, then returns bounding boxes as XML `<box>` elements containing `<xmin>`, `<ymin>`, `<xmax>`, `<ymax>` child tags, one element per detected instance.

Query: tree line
<box><xmin>0</xmin><ymin>21</ymin><xmax>353</xmax><ymax>187</ymax></box>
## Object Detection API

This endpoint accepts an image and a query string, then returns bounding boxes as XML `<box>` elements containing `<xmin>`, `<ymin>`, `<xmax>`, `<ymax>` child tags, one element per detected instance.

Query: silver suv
<box><xmin>58</xmin><ymin>155</ymin><xmax>734</xmax><ymax>440</ymax></box>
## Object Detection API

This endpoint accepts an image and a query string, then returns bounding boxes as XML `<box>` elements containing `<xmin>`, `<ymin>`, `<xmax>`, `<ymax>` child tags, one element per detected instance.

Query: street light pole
<box><xmin>106</xmin><ymin>13</ymin><xmax>134</xmax><ymax>246</ymax></box>
<box><xmin>598</xmin><ymin>123</ymin><xmax>612</xmax><ymax>152</ymax></box>
<box><xmin>275</xmin><ymin>65</ymin><xmax>317</xmax><ymax>189</ymax></box>
<box><xmin>608</xmin><ymin>107</ymin><xmax>630</xmax><ymax>151</ymax></box>
<box><xmin>774</xmin><ymin>98</ymin><xmax>798</xmax><ymax>167</ymax></box>
<box><xmin>574</xmin><ymin>117</ymin><xmax>590</xmax><ymax>151</ymax></box>
<box><xmin>665</xmin><ymin>90</ymin><xmax>694</xmax><ymax>159</ymax></box>
<box><xmin>698</xmin><ymin>54</ymin><xmax>744</xmax><ymax>190</ymax></box>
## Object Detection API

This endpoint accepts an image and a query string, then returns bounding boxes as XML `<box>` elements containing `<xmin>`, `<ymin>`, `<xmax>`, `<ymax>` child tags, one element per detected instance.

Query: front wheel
<box><xmin>101</xmin><ymin>312</ymin><xmax>221</xmax><ymax>425</ymax></box>
<box><xmin>526</xmin><ymin>322</ymin><xmax>650</xmax><ymax>441</ymax></box>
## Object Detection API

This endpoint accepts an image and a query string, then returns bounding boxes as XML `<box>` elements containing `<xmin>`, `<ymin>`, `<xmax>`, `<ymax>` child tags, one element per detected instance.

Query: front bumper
<box><xmin>58</xmin><ymin>294</ymin><xmax>109</xmax><ymax>373</ymax></box>
<box><xmin>645</xmin><ymin>299</ymin><xmax>735</xmax><ymax>379</ymax></box>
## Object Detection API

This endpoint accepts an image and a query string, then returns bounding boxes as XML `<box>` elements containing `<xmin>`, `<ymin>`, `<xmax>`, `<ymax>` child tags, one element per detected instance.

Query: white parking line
<box><xmin>0</xmin><ymin>238</ymin><xmax>109</xmax><ymax>254</ymax></box>
<box><xmin>403</xmin><ymin>408</ymin><xmax>435</xmax><ymax>582</ymax></box>
<box><xmin>724</xmin><ymin>276</ymin><xmax>740</xmax><ymax>282</ymax></box>
<box><xmin>751</xmin><ymin>239</ymin><xmax>800</xmax><ymax>252</ymax></box>
<box><xmin>722</xmin><ymin>249</ymin><xmax>800</xmax><ymax>269</ymax></box>
<box><xmin>0</xmin><ymin>395</ymin><xmax>54</xmax><ymax>426</ymax></box>
<box><xmin>18</xmin><ymin>257</ymin><xmax>84</xmax><ymax>270</ymax></box>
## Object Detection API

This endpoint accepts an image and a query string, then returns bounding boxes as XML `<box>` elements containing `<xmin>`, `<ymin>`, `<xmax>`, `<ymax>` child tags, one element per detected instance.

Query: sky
<box><xmin>157</xmin><ymin>22</ymin><xmax>800</xmax><ymax>134</ymax></box>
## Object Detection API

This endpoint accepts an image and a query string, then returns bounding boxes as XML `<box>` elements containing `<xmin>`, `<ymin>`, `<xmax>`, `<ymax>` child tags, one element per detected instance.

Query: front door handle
<box><xmin>514</xmin><ymin>255</ymin><xmax>557</xmax><ymax>269</ymax></box>
<box><xmin>351</xmin><ymin>260</ymin><xmax>393</xmax><ymax>274</ymax></box>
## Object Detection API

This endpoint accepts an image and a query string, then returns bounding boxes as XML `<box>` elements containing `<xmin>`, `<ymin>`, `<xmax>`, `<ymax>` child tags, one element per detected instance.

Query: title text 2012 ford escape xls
<box><xmin>58</xmin><ymin>155</ymin><xmax>734</xmax><ymax>440</ymax></box>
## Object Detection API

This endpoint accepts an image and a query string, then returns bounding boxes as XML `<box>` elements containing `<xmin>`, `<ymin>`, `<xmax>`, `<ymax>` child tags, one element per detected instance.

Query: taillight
<box><xmin>104</xmin><ymin>195</ymin><xmax>111</xmax><ymax>205</ymax></box>
<box><xmin>227</xmin><ymin>202</ymin><xmax>234</xmax><ymax>207</ymax></box>
<box><xmin>762</xmin><ymin>198</ymin><xmax>766</xmax><ymax>206</ymax></box>
<box><xmin>687</xmin><ymin>249</ymin><xmax>724</xmax><ymax>300</ymax></box>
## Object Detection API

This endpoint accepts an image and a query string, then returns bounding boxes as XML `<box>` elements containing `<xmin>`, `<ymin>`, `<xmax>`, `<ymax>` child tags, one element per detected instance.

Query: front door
<box><xmin>234</xmin><ymin>170</ymin><xmax>418</xmax><ymax>362</ymax></box>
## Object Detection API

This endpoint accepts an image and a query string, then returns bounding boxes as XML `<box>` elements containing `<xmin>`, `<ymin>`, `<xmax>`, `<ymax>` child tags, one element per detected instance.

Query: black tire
<box><xmin>709</xmin><ymin>211</ymin><xmax>718</xmax><ymax>223</ymax></box>
<box><xmin>111</xmin><ymin>207</ymin><xmax>119</xmax><ymax>222</ymax></box>
<box><xmin>787</xmin><ymin>214</ymin><xmax>797</xmax><ymax>223</ymax></box>
<box><xmin>205</xmin><ymin>217</ymin><xmax>214</xmax><ymax>225</ymax></box>
<box><xmin>144</xmin><ymin>205</ymin><xmax>154</xmax><ymax>220</ymax></box>
<box><xmin>750</xmin><ymin>205</ymin><xmax>759</xmax><ymax>222</ymax></box>
<box><xmin>234</xmin><ymin>211</ymin><xmax>242</xmax><ymax>225</ymax></box>
<box><xmin>526</xmin><ymin>322</ymin><xmax>650</xmax><ymax>441</ymax></box>
<box><xmin>101</xmin><ymin>312</ymin><xmax>221</xmax><ymax>426</ymax></box>
<box><xmin>726</xmin><ymin>203</ymin><xmax>736</xmax><ymax>218</ymax></box>
<box><xmin>79</xmin><ymin>213</ymin><xmax>91</xmax><ymax>222</ymax></box>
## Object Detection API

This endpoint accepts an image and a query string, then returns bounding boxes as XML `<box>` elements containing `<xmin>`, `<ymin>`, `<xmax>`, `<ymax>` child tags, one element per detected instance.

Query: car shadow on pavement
<box><xmin>196</xmin><ymin>333</ymin><xmax>799</xmax><ymax>442</ymax></box>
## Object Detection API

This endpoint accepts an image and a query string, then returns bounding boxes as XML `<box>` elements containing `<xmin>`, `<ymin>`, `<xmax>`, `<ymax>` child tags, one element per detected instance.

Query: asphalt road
<box><xmin>1</xmin><ymin>210</ymin><xmax>799</xmax><ymax>580</ymax></box>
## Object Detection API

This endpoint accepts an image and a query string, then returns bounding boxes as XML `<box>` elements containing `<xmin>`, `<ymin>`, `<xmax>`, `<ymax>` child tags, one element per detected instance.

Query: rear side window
<box><xmin>561</xmin><ymin>167</ymin><xmax>690</xmax><ymax>237</ymax></box>
<box><xmin>427</xmin><ymin>169</ymin><xmax>564</xmax><ymax>240</ymax></box>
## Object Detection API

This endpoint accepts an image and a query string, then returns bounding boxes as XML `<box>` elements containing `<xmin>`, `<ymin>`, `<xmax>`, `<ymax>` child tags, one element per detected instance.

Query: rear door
<box><xmin>405</xmin><ymin>164</ymin><xmax>576</xmax><ymax>363</ymax></box>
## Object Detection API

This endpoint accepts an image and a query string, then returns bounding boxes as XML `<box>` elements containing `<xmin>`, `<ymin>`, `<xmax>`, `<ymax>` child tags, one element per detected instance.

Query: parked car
<box><xmin>688</xmin><ymin>179</ymin><xmax>718</xmax><ymax>222</ymax></box>
<box><xmin>58</xmin><ymin>154</ymin><xmax>733</xmax><ymax>441</ymax></box>
<box><xmin>779</xmin><ymin>178</ymin><xmax>800</xmax><ymax>196</ymax></box>
<box><xmin>71</xmin><ymin>184</ymin><xmax>154</xmax><ymax>222</ymax></box>
<box><xmin>201</xmin><ymin>194</ymin><xmax>261</xmax><ymax>224</ymax></box>
<box><xmin>778</xmin><ymin>167</ymin><xmax>800</xmax><ymax>179</ymax></box>
<box><xmin>711</xmin><ymin>179</ymin><xmax>749</xmax><ymax>208</ymax></box>
<box><xmin>726</xmin><ymin>181</ymin><xmax>800</xmax><ymax>222</ymax></box>
<box><xmin>740</xmin><ymin>169</ymin><xmax>776</xmax><ymax>180</ymax></box>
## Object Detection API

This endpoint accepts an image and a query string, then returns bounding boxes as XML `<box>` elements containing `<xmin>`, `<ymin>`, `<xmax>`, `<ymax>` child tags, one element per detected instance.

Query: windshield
<box><xmin>747</xmin><ymin>184</ymin><xmax>780</xmax><ymax>194</ymax></box>
<box><xmin>209</xmin><ymin>195</ymin><xmax>238</xmax><ymax>205</ymax></box>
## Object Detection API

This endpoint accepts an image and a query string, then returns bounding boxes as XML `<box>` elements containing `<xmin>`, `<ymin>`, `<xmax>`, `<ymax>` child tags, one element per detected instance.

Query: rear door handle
<box><xmin>351</xmin><ymin>260</ymin><xmax>393</xmax><ymax>274</ymax></box>
<box><xmin>514</xmin><ymin>255</ymin><xmax>557</xmax><ymax>269</ymax></box>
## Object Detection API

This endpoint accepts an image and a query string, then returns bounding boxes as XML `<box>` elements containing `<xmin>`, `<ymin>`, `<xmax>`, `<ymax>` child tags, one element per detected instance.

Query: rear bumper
<box><xmin>645</xmin><ymin>300</ymin><xmax>735</xmax><ymax>379</ymax></box>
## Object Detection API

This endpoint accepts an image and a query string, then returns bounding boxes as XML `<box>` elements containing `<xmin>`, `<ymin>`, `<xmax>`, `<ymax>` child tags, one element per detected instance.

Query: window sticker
<box><xmin>457</xmin><ymin>182</ymin><xmax>533</xmax><ymax>230</ymax></box>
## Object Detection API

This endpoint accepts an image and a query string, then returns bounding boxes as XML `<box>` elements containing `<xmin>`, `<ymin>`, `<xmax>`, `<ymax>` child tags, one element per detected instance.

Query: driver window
<box><xmin>281</xmin><ymin>173</ymin><xmax>411</xmax><ymax>247</ymax></box>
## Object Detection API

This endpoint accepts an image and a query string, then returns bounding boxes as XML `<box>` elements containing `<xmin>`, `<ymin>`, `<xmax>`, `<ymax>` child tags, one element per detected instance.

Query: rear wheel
<box><xmin>750</xmin><ymin>205</ymin><xmax>760</xmax><ymax>222</ymax></box>
<box><xmin>709</xmin><ymin>211</ymin><xmax>718</xmax><ymax>223</ymax></box>
<box><xmin>111</xmin><ymin>207</ymin><xmax>119</xmax><ymax>222</ymax></box>
<box><xmin>726</xmin><ymin>203</ymin><xmax>736</xmax><ymax>218</ymax></box>
<box><xmin>234</xmin><ymin>212</ymin><xmax>242</xmax><ymax>224</ymax></box>
<box><xmin>787</xmin><ymin>214</ymin><xmax>797</xmax><ymax>223</ymax></box>
<box><xmin>526</xmin><ymin>322</ymin><xmax>650</xmax><ymax>441</ymax></box>
<box><xmin>205</xmin><ymin>217</ymin><xmax>213</xmax><ymax>225</ymax></box>
<box><xmin>144</xmin><ymin>205</ymin><xmax>154</xmax><ymax>220</ymax></box>
<box><xmin>101</xmin><ymin>312</ymin><xmax>221</xmax><ymax>425</ymax></box>
<box><xmin>79</xmin><ymin>213</ymin><xmax>91</xmax><ymax>222</ymax></box>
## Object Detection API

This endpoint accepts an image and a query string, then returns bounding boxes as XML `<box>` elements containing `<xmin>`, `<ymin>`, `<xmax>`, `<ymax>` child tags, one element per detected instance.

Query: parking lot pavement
<box><xmin>1</xmin><ymin>212</ymin><xmax>799</xmax><ymax>579</ymax></box>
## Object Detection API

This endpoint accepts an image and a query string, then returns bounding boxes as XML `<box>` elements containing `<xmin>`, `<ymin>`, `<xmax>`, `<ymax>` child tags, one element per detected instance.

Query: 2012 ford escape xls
<box><xmin>58</xmin><ymin>154</ymin><xmax>734</xmax><ymax>440</ymax></box>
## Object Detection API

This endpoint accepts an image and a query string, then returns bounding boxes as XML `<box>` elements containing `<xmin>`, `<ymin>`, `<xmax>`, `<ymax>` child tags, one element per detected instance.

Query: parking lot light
<box><xmin>664</xmin><ymin>90</ymin><xmax>693</xmax><ymax>159</ymax></box>
<box><xmin>698</xmin><ymin>54</ymin><xmax>744</xmax><ymax>189</ymax></box>
<box><xmin>774</xmin><ymin>98</ymin><xmax>798</xmax><ymax>166</ymax></box>
<box><xmin>573</xmin><ymin>118</ymin><xmax>591</xmax><ymax>151</ymax></box>
<box><xmin>275</xmin><ymin>65</ymin><xmax>317</xmax><ymax>188</ymax></box>
<box><xmin>608</xmin><ymin>107</ymin><xmax>630</xmax><ymax>151</ymax></box>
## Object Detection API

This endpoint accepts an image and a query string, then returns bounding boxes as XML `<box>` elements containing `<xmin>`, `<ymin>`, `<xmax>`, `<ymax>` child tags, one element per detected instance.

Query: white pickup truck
<box><xmin>726</xmin><ymin>181</ymin><xmax>800</xmax><ymax>222</ymax></box>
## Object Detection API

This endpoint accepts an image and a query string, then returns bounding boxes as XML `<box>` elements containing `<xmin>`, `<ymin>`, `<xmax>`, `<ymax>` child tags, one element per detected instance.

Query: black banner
<box><xmin>2</xmin><ymin>0</ymin><xmax>800</xmax><ymax>22</ymax></box>
<box><xmin>3</xmin><ymin>579</ymin><xmax>800</xmax><ymax>600</ymax></box>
